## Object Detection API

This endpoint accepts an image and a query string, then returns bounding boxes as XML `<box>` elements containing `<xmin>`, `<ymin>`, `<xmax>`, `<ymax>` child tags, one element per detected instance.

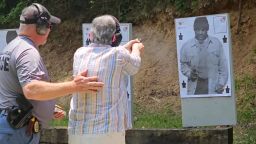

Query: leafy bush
<box><xmin>0</xmin><ymin>0</ymin><xmax>46</xmax><ymax>28</ymax></box>
<box><xmin>0</xmin><ymin>0</ymin><xmax>241</xmax><ymax>28</ymax></box>
<box><xmin>0</xmin><ymin>0</ymin><xmax>221</xmax><ymax>27</ymax></box>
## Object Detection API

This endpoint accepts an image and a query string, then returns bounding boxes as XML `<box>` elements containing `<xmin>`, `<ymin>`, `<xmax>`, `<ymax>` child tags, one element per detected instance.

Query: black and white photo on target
<box><xmin>175</xmin><ymin>14</ymin><xmax>232</xmax><ymax>98</ymax></box>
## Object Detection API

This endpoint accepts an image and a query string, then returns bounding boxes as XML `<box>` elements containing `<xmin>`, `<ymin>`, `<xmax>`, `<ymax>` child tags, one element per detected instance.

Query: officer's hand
<box><xmin>215</xmin><ymin>84</ymin><xmax>224</xmax><ymax>94</ymax></box>
<box><xmin>73</xmin><ymin>70</ymin><xmax>104</xmax><ymax>92</ymax></box>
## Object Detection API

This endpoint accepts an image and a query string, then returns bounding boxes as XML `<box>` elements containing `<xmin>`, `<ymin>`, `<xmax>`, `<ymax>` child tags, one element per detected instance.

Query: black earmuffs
<box><xmin>32</xmin><ymin>3</ymin><xmax>51</xmax><ymax>35</ymax></box>
<box><xmin>111</xmin><ymin>16</ymin><xmax>122</xmax><ymax>47</ymax></box>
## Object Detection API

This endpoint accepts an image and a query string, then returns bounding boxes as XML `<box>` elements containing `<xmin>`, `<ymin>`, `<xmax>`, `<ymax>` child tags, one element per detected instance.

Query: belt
<box><xmin>1</xmin><ymin>109</ymin><xmax>40</xmax><ymax>135</ymax></box>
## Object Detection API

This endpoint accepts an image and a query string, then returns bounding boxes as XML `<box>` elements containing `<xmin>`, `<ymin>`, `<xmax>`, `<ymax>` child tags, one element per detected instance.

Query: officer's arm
<box><xmin>23</xmin><ymin>71</ymin><xmax>104</xmax><ymax>101</ymax></box>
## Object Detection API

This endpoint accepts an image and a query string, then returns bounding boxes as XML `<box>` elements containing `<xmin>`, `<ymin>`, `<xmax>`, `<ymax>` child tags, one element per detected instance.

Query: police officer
<box><xmin>0</xmin><ymin>3</ymin><xmax>104</xmax><ymax>144</ymax></box>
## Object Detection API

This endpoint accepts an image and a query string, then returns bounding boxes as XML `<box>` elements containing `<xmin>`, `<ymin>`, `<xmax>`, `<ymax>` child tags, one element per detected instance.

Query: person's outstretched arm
<box><xmin>121</xmin><ymin>42</ymin><xmax>144</xmax><ymax>75</ymax></box>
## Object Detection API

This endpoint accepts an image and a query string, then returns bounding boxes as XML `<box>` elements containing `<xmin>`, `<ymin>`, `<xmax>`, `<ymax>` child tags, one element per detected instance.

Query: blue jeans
<box><xmin>0</xmin><ymin>112</ymin><xmax>40</xmax><ymax>144</ymax></box>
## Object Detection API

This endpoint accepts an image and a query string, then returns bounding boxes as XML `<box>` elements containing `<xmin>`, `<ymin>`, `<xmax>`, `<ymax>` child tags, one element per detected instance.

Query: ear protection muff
<box><xmin>111</xmin><ymin>16</ymin><xmax>122</xmax><ymax>47</ymax></box>
<box><xmin>32</xmin><ymin>3</ymin><xmax>51</xmax><ymax>35</ymax></box>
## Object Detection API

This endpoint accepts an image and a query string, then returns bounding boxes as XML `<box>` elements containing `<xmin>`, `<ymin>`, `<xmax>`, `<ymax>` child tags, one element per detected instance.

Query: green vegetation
<box><xmin>0</xmin><ymin>0</ymin><xmax>29</xmax><ymax>28</ymax></box>
<box><xmin>133</xmin><ymin>112</ymin><xmax>182</xmax><ymax>129</ymax></box>
<box><xmin>234</xmin><ymin>75</ymin><xmax>256</xmax><ymax>144</ymax></box>
<box><xmin>0</xmin><ymin>0</ymin><xmax>51</xmax><ymax>28</ymax></box>
<box><xmin>49</xmin><ymin>107</ymin><xmax>182</xmax><ymax>128</ymax></box>
<box><xmin>235</xmin><ymin>75</ymin><xmax>256</xmax><ymax>123</ymax></box>
<box><xmin>50</xmin><ymin>117</ymin><xmax>69</xmax><ymax>127</ymax></box>
<box><xmin>0</xmin><ymin>0</ymin><xmax>233</xmax><ymax>28</ymax></box>
<box><xmin>133</xmin><ymin>102</ymin><xmax>182</xmax><ymax>128</ymax></box>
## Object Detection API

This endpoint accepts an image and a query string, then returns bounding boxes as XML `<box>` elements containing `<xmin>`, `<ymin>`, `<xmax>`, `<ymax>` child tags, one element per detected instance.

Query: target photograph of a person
<box><xmin>179</xmin><ymin>16</ymin><xmax>229</xmax><ymax>96</ymax></box>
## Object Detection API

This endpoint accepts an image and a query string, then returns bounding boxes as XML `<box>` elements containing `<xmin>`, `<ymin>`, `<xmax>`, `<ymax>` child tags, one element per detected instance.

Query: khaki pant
<box><xmin>69</xmin><ymin>132</ymin><xmax>125</xmax><ymax>144</ymax></box>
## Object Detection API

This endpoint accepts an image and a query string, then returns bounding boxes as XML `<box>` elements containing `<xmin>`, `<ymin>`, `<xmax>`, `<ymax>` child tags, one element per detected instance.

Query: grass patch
<box><xmin>234</xmin><ymin>126</ymin><xmax>256</xmax><ymax>144</ymax></box>
<box><xmin>234</xmin><ymin>74</ymin><xmax>256</xmax><ymax>143</ymax></box>
<box><xmin>49</xmin><ymin>102</ymin><xmax>182</xmax><ymax>129</ymax></box>
<box><xmin>49</xmin><ymin>111</ymin><xmax>182</xmax><ymax>128</ymax></box>
<box><xmin>133</xmin><ymin>102</ymin><xmax>182</xmax><ymax>128</ymax></box>
<box><xmin>235</xmin><ymin>75</ymin><xmax>256</xmax><ymax>123</ymax></box>
<box><xmin>133</xmin><ymin>112</ymin><xmax>182</xmax><ymax>128</ymax></box>
<box><xmin>49</xmin><ymin>117</ymin><xmax>68</xmax><ymax>127</ymax></box>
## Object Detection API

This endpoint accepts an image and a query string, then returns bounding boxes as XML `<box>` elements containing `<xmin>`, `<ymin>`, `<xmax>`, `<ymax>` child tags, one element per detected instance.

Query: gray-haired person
<box><xmin>180</xmin><ymin>17</ymin><xmax>228</xmax><ymax>95</ymax></box>
<box><xmin>0</xmin><ymin>3</ymin><xmax>103</xmax><ymax>144</ymax></box>
<box><xmin>68</xmin><ymin>15</ymin><xmax>144</xmax><ymax>144</ymax></box>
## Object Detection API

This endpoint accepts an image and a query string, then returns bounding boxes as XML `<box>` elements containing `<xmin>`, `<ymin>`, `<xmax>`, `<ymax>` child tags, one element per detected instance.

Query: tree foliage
<box><xmin>0</xmin><ymin>0</ymin><xmax>47</xmax><ymax>28</ymax></box>
<box><xmin>0</xmin><ymin>0</ymin><xmax>241</xmax><ymax>28</ymax></box>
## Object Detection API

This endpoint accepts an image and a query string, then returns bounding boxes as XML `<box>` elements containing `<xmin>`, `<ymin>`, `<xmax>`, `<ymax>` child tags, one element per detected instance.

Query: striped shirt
<box><xmin>68</xmin><ymin>43</ymin><xmax>141</xmax><ymax>134</ymax></box>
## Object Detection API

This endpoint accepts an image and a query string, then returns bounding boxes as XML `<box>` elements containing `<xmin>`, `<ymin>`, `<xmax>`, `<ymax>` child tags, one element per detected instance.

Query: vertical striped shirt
<box><xmin>68</xmin><ymin>43</ymin><xmax>141</xmax><ymax>134</ymax></box>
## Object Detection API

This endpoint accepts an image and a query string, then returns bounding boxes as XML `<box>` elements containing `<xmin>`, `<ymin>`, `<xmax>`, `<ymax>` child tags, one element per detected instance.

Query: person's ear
<box><xmin>89</xmin><ymin>32</ymin><xmax>93</xmax><ymax>41</ymax></box>
<box><xmin>112</xmin><ymin>34</ymin><xmax>116</xmax><ymax>43</ymax></box>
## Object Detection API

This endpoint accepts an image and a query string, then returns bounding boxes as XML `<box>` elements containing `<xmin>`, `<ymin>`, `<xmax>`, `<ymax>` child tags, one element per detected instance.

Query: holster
<box><xmin>7</xmin><ymin>95</ymin><xmax>33</xmax><ymax>129</ymax></box>
<box><xmin>26</xmin><ymin>116</ymin><xmax>40</xmax><ymax>136</ymax></box>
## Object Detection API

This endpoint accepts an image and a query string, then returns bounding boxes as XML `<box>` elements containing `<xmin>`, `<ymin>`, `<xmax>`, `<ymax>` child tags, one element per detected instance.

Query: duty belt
<box><xmin>0</xmin><ymin>109</ymin><xmax>40</xmax><ymax>135</ymax></box>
